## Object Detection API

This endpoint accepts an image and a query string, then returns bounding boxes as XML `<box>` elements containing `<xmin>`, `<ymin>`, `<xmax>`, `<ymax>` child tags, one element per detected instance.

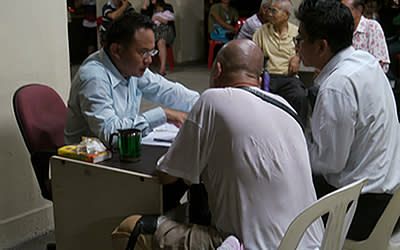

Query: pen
<box><xmin>153</xmin><ymin>138</ymin><xmax>174</xmax><ymax>143</ymax></box>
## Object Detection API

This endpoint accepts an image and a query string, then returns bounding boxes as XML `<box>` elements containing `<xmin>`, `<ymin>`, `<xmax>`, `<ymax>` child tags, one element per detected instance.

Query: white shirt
<box><xmin>236</xmin><ymin>13</ymin><xmax>263</xmax><ymax>40</ymax></box>
<box><xmin>158</xmin><ymin>87</ymin><xmax>323</xmax><ymax>250</ymax></box>
<box><xmin>309</xmin><ymin>46</ymin><xmax>400</xmax><ymax>194</ymax></box>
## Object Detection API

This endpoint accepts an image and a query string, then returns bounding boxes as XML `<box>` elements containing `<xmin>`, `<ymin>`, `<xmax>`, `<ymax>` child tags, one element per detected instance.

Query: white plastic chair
<box><xmin>343</xmin><ymin>187</ymin><xmax>400</xmax><ymax>250</ymax></box>
<box><xmin>277</xmin><ymin>178</ymin><xmax>368</xmax><ymax>250</ymax></box>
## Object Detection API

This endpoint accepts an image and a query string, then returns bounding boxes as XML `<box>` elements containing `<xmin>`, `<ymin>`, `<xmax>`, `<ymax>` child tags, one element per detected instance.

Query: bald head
<box><xmin>210</xmin><ymin>39</ymin><xmax>264</xmax><ymax>88</ymax></box>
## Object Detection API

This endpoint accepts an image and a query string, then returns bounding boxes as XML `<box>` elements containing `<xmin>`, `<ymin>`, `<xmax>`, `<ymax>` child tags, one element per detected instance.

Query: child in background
<box><xmin>152</xmin><ymin>1</ymin><xmax>174</xmax><ymax>26</ymax></box>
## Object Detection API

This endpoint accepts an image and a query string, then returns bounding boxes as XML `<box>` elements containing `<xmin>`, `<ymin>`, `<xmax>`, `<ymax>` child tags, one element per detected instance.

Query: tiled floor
<box><xmin>8</xmin><ymin>61</ymin><xmax>210</xmax><ymax>250</ymax></box>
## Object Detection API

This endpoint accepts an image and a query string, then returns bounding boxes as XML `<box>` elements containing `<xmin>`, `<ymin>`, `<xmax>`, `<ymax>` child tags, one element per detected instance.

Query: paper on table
<box><xmin>142</xmin><ymin>123</ymin><xmax>179</xmax><ymax>147</ymax></box>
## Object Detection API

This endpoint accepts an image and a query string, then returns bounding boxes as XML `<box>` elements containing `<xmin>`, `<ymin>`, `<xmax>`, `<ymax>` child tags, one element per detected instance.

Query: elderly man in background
<box><xmin>152</xmin><ymin>39</ymin><xmax>323</xmax><ymax>249</ymax></box>
<box><xmin>236</xmin><ymin>0</ymin><xmax>270</xmax><ymax>40</ymax></box>
<box><xmin>296</xmin><ymin>0</ymin><xmax>400</xmax><ymax>241</ymax></box>
<box><xmin>253</xmin><ymin>0</ymin><xmax>308</xmax><ymax>126</ymax></box>
<box><xmin>65</xmin><ymin>13</ymin><xmax>199</xmax><ymax>147</ymax></box>
<box><xmin>342</xmin><ymin>0</ymin><xmax>390</xmax><ymax>73</ymax></box>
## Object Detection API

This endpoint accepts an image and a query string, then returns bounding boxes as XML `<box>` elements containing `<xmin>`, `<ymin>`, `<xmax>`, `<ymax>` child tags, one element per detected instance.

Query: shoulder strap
<box><xmin>237</xmin><ymin>86</ymin><xmax>305</xmax><ymax>132</ymax></box>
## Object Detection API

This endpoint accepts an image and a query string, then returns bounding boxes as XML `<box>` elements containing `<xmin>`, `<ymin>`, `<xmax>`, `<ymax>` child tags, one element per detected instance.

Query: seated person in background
<box><xmin>253</xmin><ymin>0</ymin><xmax>308</xmax><ymax>126</ymax></box>
<box><xmin>208</xmin><ymin>0</ymin><xmax>239</xmax><ymax>43</ymax></box>
<box><xmin>64</xmin><ymin>13</ymin><xmax>199</xmax><ymax>147</ymax></box>
<box><xmin>296</xmin><ymin>0</ymin><xmax>400</xmax><ymax>241</ymax></box>
<box><xmin>342</xmin><ymin>0</ymin><xmax>390</xmax><ymax>73</ymax></box>
<box><xmin>141</xmin><ymin>0</ymin><xmax>176</xmax><ymax>76</ymax></box>
<box><xmin>100</xmin><ymin>0</ymin><xmax>135</xmax><ymax>41</ymax></box>
<box><xmin>153</xmin><ymin>39</ymin><xmax>323</xmax><ymax>249</ymax></box>
<box><xmin>236</xmin><ymin>0</ymin><xmax>270</xmax><ymax>40</ymax></box>
<box><xmin>75</xmin><ymin>0</ymin><xmax>98</xmax><ymax>55</ymax></box>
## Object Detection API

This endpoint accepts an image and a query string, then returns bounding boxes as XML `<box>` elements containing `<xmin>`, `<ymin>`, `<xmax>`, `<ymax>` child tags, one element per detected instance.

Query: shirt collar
<box><xmin>268</xmin><ymin>23</ymin><xmax>297</xmax><ymax>39</ymax></box>
<box><xmin>256</xmin><ymin>13</ymin><xmax>266</xmax><ymax>24</ymax></box>
<box><xmin>98</xmin><ymin>49</ymin><xmax>128</xmax><ymax>87</ymax></box>
<box><xmin>354</xmin><ymin>15</ymin><xmax>367</xmax><ymax>35</ymax></box>
<box><xmin>314</xmin><ymin>46</ymin><xmax>355</xmax><ymax>86</ymax></box>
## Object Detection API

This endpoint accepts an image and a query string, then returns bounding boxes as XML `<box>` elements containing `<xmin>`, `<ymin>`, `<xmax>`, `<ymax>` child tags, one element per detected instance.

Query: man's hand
<box><xmin>163</xmin><ymin>108</ymin><xmax>188</xmax><ymax>128</ymax></box>
<box><xmin>121</xmin><ymin>0</ymin><xmax>129</xmax><ymax>8</ymax></box>
<box><xmin>288</xmin><ymin>55</ymin><xmax>300</xmax><ymax>76</ymax></box>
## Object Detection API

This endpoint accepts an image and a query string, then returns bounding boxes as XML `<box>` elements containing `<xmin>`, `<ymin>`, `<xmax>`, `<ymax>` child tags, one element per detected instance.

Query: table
<box><xmin>51</xmin><ymin>145</ymin><xmax>168</xmax><ymax>250</ymax></box>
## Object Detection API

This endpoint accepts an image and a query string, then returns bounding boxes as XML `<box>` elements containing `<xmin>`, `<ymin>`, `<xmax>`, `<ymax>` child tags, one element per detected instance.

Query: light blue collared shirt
<box><xmin>64</xmin><ymin>49</ymin><xmax>199</xmax><ymax>146</ymax></box>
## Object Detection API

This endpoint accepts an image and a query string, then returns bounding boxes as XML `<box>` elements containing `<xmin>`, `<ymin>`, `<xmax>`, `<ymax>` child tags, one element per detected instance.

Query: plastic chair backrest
<box><xmin>13</xmin><ymin>83</ymin><xmax>67</xmax><ymax>200</ymax></box>
<box><xmin>235</xmin><ymin>17</ymin><xmax>248</xmax><ymax>34</ymax></box>
<box><xmin>343</xmin><ymin>187</ymin><xmax>400</xmax><ymax>250</ymax></box>
<box><xmin>96</xmin><ymin>16</ymin><xmax>103</xmax><ymax>29</ymax></box>
<box><xmin>277</xmin><ymin>178</ymin><xmax>368</xmax><ymax>250</ymax></box>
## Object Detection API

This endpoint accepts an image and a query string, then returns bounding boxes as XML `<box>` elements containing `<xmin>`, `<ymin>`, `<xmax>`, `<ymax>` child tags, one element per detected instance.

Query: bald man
<box><xmin>154</xmin><ymin>39</ymin><xmax>323</xmax><ymax>249</ymax></box>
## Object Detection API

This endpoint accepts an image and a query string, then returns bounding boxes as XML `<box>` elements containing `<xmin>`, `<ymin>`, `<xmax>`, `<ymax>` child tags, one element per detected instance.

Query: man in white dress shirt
<box><xmin>154</xmin><ymin>39</ymin><xmax>323</xmax><ymax>249</ymax></box>
<box><xmin>296</xmin><ymin>0</ymin><xmax>400</xmax><ymax>241</ymax></box>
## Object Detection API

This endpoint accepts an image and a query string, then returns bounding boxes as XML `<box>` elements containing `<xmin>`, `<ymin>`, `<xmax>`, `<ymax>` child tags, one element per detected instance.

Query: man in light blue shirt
<box><xmin>65</xmin><ymin>13</ymin><xmax>199</xmax><ymax>147</ymax></box>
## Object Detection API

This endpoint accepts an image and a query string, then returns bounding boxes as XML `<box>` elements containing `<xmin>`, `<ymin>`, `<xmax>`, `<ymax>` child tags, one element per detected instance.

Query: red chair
<box><xmin>13</xmin><ymin>84</ymin><xmax>67</xmax><ymax>200</ymax></box>
<box><xmin>153</xmin><ymin>45</ymin><xmax>175</xmax><ymax>72</ymax></box>
<box><xmin>97</xmin><ymin>16</ymin><xmax>105</xmax><ymax>47</ymax></box>
<box><xmin>235</xmin><ymin>17</ymin><xmax>248</xmax><ymax>34</ymax></box>
<box><xmin>208</xmin><ymin>39</ymin><xmax>225</xmax><ymax>69</ymax></box>
<box><xmin>208</xmin><ymin>18</ymin><xmax>248</xmax><ymax>69</ymax></box>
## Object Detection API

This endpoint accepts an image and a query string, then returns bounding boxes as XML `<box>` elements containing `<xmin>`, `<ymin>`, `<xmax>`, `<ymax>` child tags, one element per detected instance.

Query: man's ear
<box><xmin>258</xmin><ymin>75</ymin><xmax>262</xmax><ymax>88</ymax></box>
<box><xmin>318</xmin><ymin>39</ymin><xmax>330</xmax><ymax>56</ymax></box>
<box><xmin>356</xmin><ymin>5</ymin><xmax>363</xmax><ymax>14</ymax></box>
<box><xmin>216</xmin><ymin>61</ymin><xmax>223</xmax><ymax>79</ymax></box>
<box><xmin>109</xmin><ymin>43</ymin><xmax>123</xmax><ymax>60</ymax></box>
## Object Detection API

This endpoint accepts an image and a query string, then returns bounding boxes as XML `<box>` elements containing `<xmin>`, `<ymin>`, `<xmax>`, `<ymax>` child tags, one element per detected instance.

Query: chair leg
<box><xmin>167</xmin><ymin>46</ymin><xmax>174</xmax><ymax>72</ymax></box>
<box><xmin>208</xmin><ymin>42</ymin><xmax>216</xmax><ymax>69</ymax></box>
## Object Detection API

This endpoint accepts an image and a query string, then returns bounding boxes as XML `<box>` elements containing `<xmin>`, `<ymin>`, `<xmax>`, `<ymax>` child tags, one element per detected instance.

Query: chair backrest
<box><xmin>344</xmin><ymin>186</ymin><xmax>400</xmax><ymax>250</ymax></box>
<box><xmin>278</xmin><ymin>178</ymin><xmax>368</xmax><ymax>250</ymax></box>
<box><xmin>97</xmin><ymin>16</ymin><xmax>103</xmax><ymax>30</ymax></box>
<box><xmin>235</xmin><ymin>17</ymin><xmax>248</xmax><ymax>34</ymax></box>
<box><xmin>13</xmin><ymin>83</ymin><xmax>67</xmax><ymax>200</ymax></box>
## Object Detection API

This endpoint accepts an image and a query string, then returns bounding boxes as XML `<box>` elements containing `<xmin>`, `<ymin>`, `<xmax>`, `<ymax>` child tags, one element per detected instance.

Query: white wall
<box><xmin>97</xmin><ymin>0</ymin><xmax>205</xmax><ymax>63</ymax></box>
<box><xmin>0</xmin><ymin>0</ymin><xmax>70</xmax><ymax>248</ymax></box>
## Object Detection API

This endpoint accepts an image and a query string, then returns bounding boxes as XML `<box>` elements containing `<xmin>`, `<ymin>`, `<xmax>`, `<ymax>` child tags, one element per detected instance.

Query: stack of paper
<box><xmin>142</xmin><ymin>123</ymin><xmax>179</xmax><ymax>147</ymax></box>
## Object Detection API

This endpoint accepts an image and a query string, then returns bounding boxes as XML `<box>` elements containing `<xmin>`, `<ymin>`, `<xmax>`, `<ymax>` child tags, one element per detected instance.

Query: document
<box><xmin>142</xmin><ymin>123</ymin><xmax>179</xmax><ymax>147</ymax></box>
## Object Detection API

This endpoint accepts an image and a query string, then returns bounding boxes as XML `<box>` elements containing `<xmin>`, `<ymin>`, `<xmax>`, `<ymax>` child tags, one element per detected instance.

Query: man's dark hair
<box><xmin>296</xmin><ymin>0</ymin><xmax>354</xmax><ymax>54</ymax></box>
<box><xmin>103</xmin><ymin>12</ymin><xmax>153</xmax><ymax>52</ymax></box>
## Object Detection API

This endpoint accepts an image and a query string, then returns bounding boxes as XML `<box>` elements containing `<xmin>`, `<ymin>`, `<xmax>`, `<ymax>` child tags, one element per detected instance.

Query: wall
<box><xmin>0</xmin><ymin>1</ymin><xmax>70</xmax><ymax>248</ymax></box>
<box><xmin>96</xmin><ymin>0</ymin><xmax>205</xmax><ymax>63</ymax></box>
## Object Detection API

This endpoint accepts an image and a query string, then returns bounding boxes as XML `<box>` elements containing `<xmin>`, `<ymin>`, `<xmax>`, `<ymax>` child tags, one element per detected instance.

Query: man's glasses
<box><xmin>137</xmin><ymin>49</ymin><xmax>158</xmax><ymax>58</ymax></box>
<box><xmin>266</xmin><ymin>7</ymin><xmax>281</xmax><ymax>15</ymax></box>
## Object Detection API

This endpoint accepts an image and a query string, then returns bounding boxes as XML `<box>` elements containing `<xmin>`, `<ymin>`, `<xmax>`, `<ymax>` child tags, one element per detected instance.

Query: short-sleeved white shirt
<box><xmin>158</xmin><ymin>87</ymin><xmax>323</xmax><ymax>249</ymax></box>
